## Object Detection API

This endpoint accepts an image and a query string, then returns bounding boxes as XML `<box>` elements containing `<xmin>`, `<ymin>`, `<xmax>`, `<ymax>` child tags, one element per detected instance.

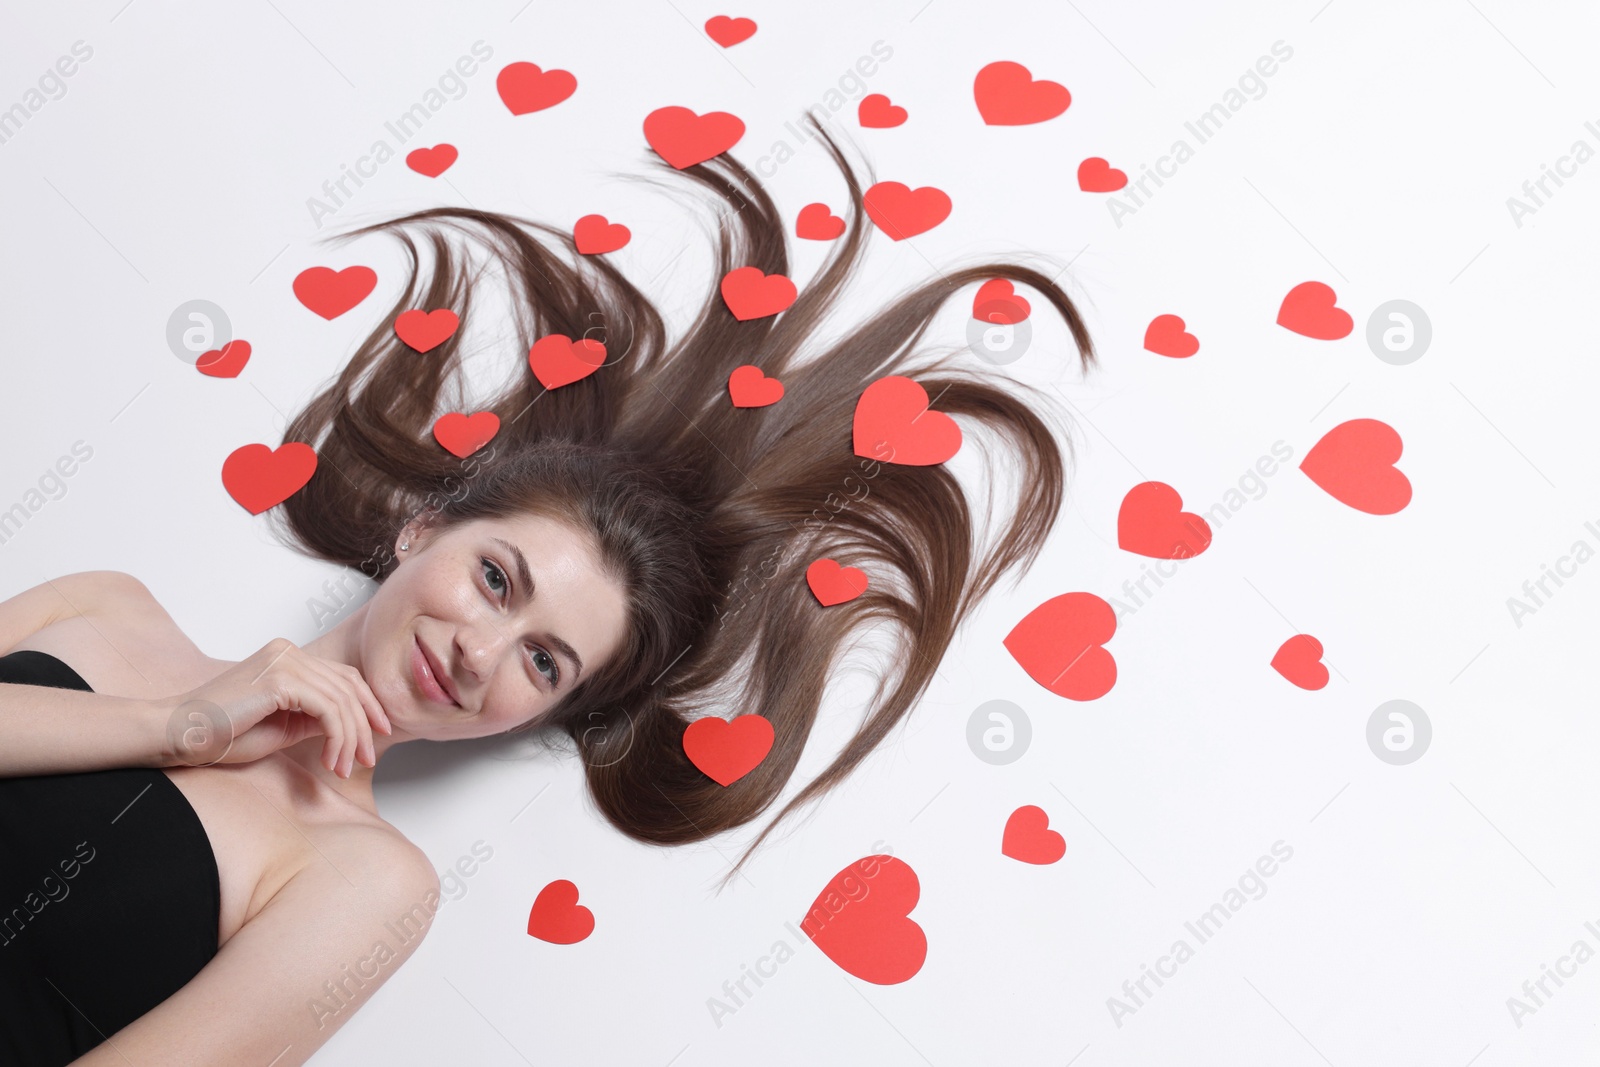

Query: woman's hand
<box><xmin>156</xmin><ymin>638</ymin><xmax>393</xmax><ymax>776</ymax></box>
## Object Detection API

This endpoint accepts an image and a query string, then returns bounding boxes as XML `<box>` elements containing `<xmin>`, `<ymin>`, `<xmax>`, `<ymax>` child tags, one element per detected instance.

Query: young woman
<box><xmin>0</xmin><ymin>116</ymin><xmax>1097</xmax><ymax>1065</ymax></box>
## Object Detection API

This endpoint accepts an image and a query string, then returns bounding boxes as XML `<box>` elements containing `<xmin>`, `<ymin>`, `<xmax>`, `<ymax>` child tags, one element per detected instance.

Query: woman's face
<box><xmin>360</xmin><ymin>511</ymin><xmax>629</xmax><ymax>741</ymax></box>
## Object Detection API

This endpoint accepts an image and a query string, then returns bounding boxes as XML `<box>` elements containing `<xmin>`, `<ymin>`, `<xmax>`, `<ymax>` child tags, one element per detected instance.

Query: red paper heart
<box><xmin>802</xmin><ymin>855</ymin><xmax>926</xmax><ymax>985</ymax></box>
<box><xmin>1003</xmin><ymin>592</ymin><xmax>1118</xmax><ymax>701</ymax></box>
<box><xmin>222</xmin><ymin>442</ymin><xmax>317</xmax><ymax>515</ymax></box>
<box><xmin>720</xmin><ymin>266</ymin><xmax>797</xmax><ymax>321</ymax></box>
<box><xmin>1078</xmin><ymin>157</ymin><xmax>1127</xmax><ymax>192</ymax></box>
<box><xmin>863</xmin><ymin>181</ymin><xmax>951</xmax><ymax>240</ymax></box>
<box><xmin>682</xmin><ymin>714</ymin><xmax>774</xmax><ymax>786</ymax></box>
<box><xmin>432</xmin><ymin>412</ymin><xmax>500</xmax><ymax>458</ymax></box>
<box><xmin>1272</xmin><ymin>634</ymin><xmax>1329</xmax><ymax>691</ymax></box>
<box><xmin>293</xmin><ymin>266</ymin><xmax>377</xmax><ymax>320</ymax></box>
<box><xmin>405</xmin><ymin>144</ymin><xmax>457</xmax><ymax>177</ymax></box>
<box><xmin>1117</xmin><ymin>481</ymin><xmax>1212</xmax><ymax>560</ymax></box>
<box><xmin>796</xmin><ymin>202</ymin><xmax>845</xmax><ymax>241</ymax></box>
<box><xmin>1300</xmin><ymin>418</ymin><xmax>1412</xmax><ymax>514</ymax></box>
<box><xmin>1144</xmin><ymin>314</ymin><xmax>1199</xmax><ymax>358</ymax></box>
<box><xmin>394</xmin><ymin>308</ymin><xmax>459</xmax><ymax>353</ymax></box>
<box><xmin>1002</xmin><ymin>805</ymin><xmax>1066</xmax><ymax>865</ymax></box>
<box><xmin>643</xmin><ymin>106</ymin><xmax>746</xmax><ymax>170</ymax></box>
<box><xmin>727</xmin><ymin>364</ymin><xmax>784</xmax><ymax>407</ymax></box>
<box><xmin>852</xmin><ymin>375</ymin><xmax>962</xmax><ymax>466</ymax></box>
<box><xmin>528</xmin><ymin>334</ymin><xmax>607</xmax><ymax>389</ymax></box>
<box><xmin>526</xmin><ymin>879</ymin><xmax>594</xmax><ymax>944</ymax></box>
<box><xmin>196</xmin><ymin>339</ymin><xmax>251</xmax><ymax>378</ymax></box>
<box><xmin>497</xmin><ymin>62</ymin><xmax>576</xmax><ymax>115</ymax></box>
<box><xmin>859</xmin><ymin>93</ymin><xmax>907</xmax><ymax>128</ymax></box>
<box><xmin>973</xmin><ymin>279</ymin><xmax>1030</xmax><ymax>325</ymax></box>
<box><xmin>806</xmin><ymin>558</ymin><xmax>868</xmax><ymax>606</ymax></box>
<box><xmin>573</xmin><ymin>214</ymin><xmax>631</xmax><ymax>255</ymax></box>
<box><xmin>1276</xmin><ymin>281</ymin><xmax>1353</xmax><ymax>340</ymax></box>
<box><xmin>704</xmin><ymin>14</ymin><xmax>757</xmax><ymax>46</ymax></box>
<box><xmin>973</xmin><ymin>61</ymin><xmax>1071</xmax><ymax>125</ymax></box>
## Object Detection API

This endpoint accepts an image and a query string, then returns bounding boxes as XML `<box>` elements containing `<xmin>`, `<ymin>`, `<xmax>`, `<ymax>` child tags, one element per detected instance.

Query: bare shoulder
<box><xmin>0</xmin><ymin>569</ymin><xmax>157</xmax><ymax>655</ymax></box>
<box><xmin>319</xmin><ymin>821</ymin><xmax>441</xmax><ymax>902</ymax></box>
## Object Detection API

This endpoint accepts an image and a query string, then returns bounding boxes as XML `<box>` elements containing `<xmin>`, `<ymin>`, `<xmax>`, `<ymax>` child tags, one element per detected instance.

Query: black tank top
<box><xmin>0</xmin><ymin>649</ymin><xmax>221</xmax><ymax>1066</ymax></box>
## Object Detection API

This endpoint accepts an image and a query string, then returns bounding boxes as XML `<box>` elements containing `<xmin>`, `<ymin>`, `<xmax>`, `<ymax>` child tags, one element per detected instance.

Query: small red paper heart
<box><xmin>859</xmin><ymin>93</ymin><xmax>907</xmax><ymax>128</ymax></box>
<box><xmin>394</xmin><ymin>309</ymin><xmax>460</xmax><ymax>353</ymax></box>
<box><xmin>432</xmin><ymin>412</ymin><xmax>500</xmax><ymax>458</ymax></box>
<box><xmin>528</xmin><ymin>334</ymin><xmax>607</xmax><ymax>390</ymax></box>
<box><xmin>863</xmin><ymin>181</ymin><xmax>951</xmax><ymax>240</ymax></box>
<box><xmin>1078</xmin><ymin>157</ymin><xmax>1127</xmax><ymax>192</ymax></box>
<box><xmin>973</xmin><ymin>279</ymin><xmax>1030</xmax><ymax>325</ymax></box>
<box><xmin>720</xmin><ymin>266</ymin><xmax>797</xmax><ymax>321</ymax></box>
<box><xmin>852</xmin><ymin>375</ymin><xmax>961</xmax><ymax>466</ymax></box>
<box><xmin>222</xmin><ymin>442</ymin><xmax>317</xmax><ymax>515</ymax></box>
<box><xmin>1003</xmin><ymin>592</ymin><xmax>1117</xmax><ymax>701</ymax></box>
<box><xmin>1002</xmin><ymin>805</ymin><xmax>1066</xmax><ymax>865</ymax></box>
<box><xmin>196</xmin><ymin>339</ymin><xmax>251</xmax><ymax>378</ymax></box>
<box><xmin>1117</xmin><ymin>481</ymin><xmax>1212</xmax><ymax>560</ymax></box>
<box><xmin>973</xmin><ymin>61</ymin><xmax>1071</xmax><ymax>126</ymax></box>
<box><xmin>727</xmin><ymin>364</ymin><xmax>783</xmax><ymax>407</ymax></box>
<box><xmin>497</xmin><ymin>62</ymin><xmax>577</xmax><ymax>115</ymax></box>
<box><xmin>682</xmin><ymin>714</ymin><xmax>774</xmax><ymax>786</ymax></box>
<box><xmin>526</xmin><ymin>879</ymin><xmax>594</xmax><ymax>944</ymax></box>
<box><xmin>801</xmin><ymin>855</ymin><xmax>926</xmax><ymax>985</ymax></box>
<box><xmin>1276</xmin><ymin>281</ymin><xmax>1353</xmax><ymax>340</ymax></box>
<box><xmin>643</xmin><ymin>105</ymin><xmax>746</xmax><ymax>170</ymax></box>
<box><xmin>806</xmin><ymin>558</ymin><xmax>868</xmax><ymax>606</ymax></box>
<box><xmin>704</xmin><ymin>14</ymin><xmax>757</xmax><ymax>47</ymax></box>
<box><xmin>796</xmin><ymin>202</ymin><xmax>845</xmax><ymax>241</ymax></box>
<box><xmin>1300</xmin><ymin>418</ymin><xmax>1412</xmax><ymax>514</ymax></box>
<box><xmin>573</xmin><ymin>214</ymin><xmax>631</xmax><ymax>255</ymax></box>
<box><xmin>1272</xmin><ymin>634</ymin><xmax>1329</xmax><ymax>691</ymax></box>
<box><xmin>405</xmin><ymin>144</ymin><xmax>457</xmax><ymax>177</ymax></box>
<box><xmin>293</xmin><ymin>266</ymin><xmax>377</xmax><ymax>320</ymax></box>
<box><xmin>1144</xmin><ymin>314</ymin><xmax>1199</xmax><ymax>358</ymax></box>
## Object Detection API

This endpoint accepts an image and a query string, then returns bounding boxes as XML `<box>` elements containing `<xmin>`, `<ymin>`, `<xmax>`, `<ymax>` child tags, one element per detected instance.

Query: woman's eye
<box><xmin>482</xmin><ymin>559</ymin><xmax>559</xmax><ymax>687</ymax></box>
<box><xmin>482</xmin><ymin>558</ymin><xmax>508</xmax><ymax>597</ymax></box>
<box><xmin>531</xmin><ymin>649</ymin><xmax>560</xmax><ymax>687</ymax></box>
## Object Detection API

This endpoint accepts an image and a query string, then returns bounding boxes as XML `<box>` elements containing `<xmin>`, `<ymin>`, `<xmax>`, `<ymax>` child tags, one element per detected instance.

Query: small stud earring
<box><xmin>400</xmin><ymin>542</ymin><xmax>409</xmax><ymax>552</ymax></box>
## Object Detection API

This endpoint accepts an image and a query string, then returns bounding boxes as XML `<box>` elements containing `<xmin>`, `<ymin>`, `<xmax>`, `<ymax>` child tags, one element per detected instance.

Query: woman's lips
<box><xmin>411</xmin><ymin>636</ymin><xmax>458</xmax><ymax>706</ymax></box>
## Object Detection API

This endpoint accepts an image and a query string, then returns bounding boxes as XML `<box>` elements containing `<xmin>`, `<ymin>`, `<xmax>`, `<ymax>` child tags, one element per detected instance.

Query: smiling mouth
<box><xmin>412</xmin><ymin>636</ymin><xmax>459</xmax><ymax>708</ymax></box>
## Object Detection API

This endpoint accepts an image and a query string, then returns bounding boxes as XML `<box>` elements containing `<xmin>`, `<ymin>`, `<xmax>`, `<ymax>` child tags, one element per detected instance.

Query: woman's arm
<box><xmin>67</xmin><ymin>828</ymin><xmax>441</xmax><ymax>1066</ymax></box>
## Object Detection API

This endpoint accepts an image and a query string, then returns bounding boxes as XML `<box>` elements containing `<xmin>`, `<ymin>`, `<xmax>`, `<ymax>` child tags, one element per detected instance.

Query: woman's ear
<box><xmin>396</xmin><ymin>509</ymin><xmax>441</xmax><ymax>557</ymax></box>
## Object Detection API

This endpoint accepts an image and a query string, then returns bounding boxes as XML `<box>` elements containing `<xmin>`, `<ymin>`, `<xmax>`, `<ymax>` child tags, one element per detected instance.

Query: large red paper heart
<box><xmin>1078</xmin><ymin>157</ymin><xmax>1127</xmax><ymax>192</ymax></box>
<box><xmin>526</xmin><ymin>880</ymin><xmax>594</xmax><ymax>944</ymax></box>
<box><xmin>405</xmin><ymin>144</ymin><xmax>457</xmax><ymax>177</ymax></box>
<box><xmin>1144</xmin><ymin>314</ymin><xmax>1199</xmax><ymax>358</ymax></box>
<box><xmin>1002</xmin><ymin>805</ymin><xmax>1066</xmax><ymax>865</ymax></box>
<box><xmin>1003</xmin><ymin>592</ymin><xmax>1117</xmax><ymax>701</ymax></box>
<box><xmin>1117</xmin><ymin>481</ymin><xmax>1212</xmax><ymax>560</ymax></box>
<box><xmin>573</xmin><ymin>214</ymin><xmax>631</xmax><ymax>255</ymax></box>
<box><xmin>196</xmin><ymin>339</ymin><xmax>251</xmax><ymax>378</ymax></box>
<box><xmin>1272</xmin><ymin>634</ymin><xmax>1328</xmax><ymax>691</ymax></box>
<box><xmin>1277</xmin><ymin>281</ymin><xmax>1352</xmax><ymax>340</ymax></box>
<box><xmin>852</xmin><ymin>375</ymin><xmax>962</xmax><ymax>466</ymax></box>
<box><xmin>796</xmin><ymin>202</ymin><xmax>845</xmax><ymax>241</ymax></box>
<box><xmin>806</xmin><ymin>558</ymin><xmax>868</xmax><ymax>606</ymax></box>
<box><xmin>432</xmin><ymin>412</ymin><xmax>500</xmax><ymax>459</ymax></box>
<box><xmin>528</xmin><ymin>334</ymin><xmax>607</xmax><ymax>390</ymax></box>
<box><xmin>863</xmin><ymin>181</ymin><xmax>951</xmax><ymax>240</ymax></box>
<box><xmin>801</xmin><ymin>855</ymin><xmax>926</xmax><ymax>984</ymax></box>
<box><xmin>859</xmin><ymin>93</ymin><xmax>907</xmax><ymax>128</ymax></box>
<box><xmin>973</xmin><ymin>61</ymin><xmax>1071</xmax><ymax>125</ymax></box>
<box><xmin>643</xmin><ymin>106</ymin><xmax>746</xmax><ymax>170</ymax></box>
<box><xmin>704</xmin><ymin>15</ymin><xmax>757</xmax><ymax>47</ymax></box>
<box><xmin>222</xmin><ymin>442</ymin><xmax>317</xmax><ymax>515</ymax></box>
<box><xmin>394</xmin><ymin>309</ymin><xmax>459</xmax><ymax>353</ymax></box>
<box><xmin>497</xmin><ymin>62</ymin><xmax>576</xmax><ymax>115</ymax></box>
<box><xmin>727</xmin><ymin>365</ymin><xmax>784</xmax><ymax>408</ymax></box>
<box><xmin>1300</xmin><ymin>418</ymin><xmax>1412</xmax><ymax>514</ymax></box>
<box><xmin>682</xmin><ymin>714</ymin><xmax>774</xmax><ymax>786</ymax></box>
<box><xmin>293</xmin><ymin>266</ymin><xmax>376</xmax><ymax>320</ymax></box>
<box><xmin>720</xmin><ymin>266</ymin><xmax>796</xmax><ymax>321</ymax></box>
<box><xmin>973</xmin><ymin>278</ymin><xmax>1030</xmax><ymax>325</ymax></box>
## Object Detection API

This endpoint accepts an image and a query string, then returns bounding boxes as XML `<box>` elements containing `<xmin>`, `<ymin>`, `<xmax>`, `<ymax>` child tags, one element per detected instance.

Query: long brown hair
<box><xmin>271</xmin><ymin>113</ymin><xmax>1097</xmax><ymax>876</ymax></box>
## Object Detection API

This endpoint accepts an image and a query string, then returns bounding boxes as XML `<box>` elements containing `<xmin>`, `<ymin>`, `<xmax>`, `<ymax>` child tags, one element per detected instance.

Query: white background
<box><xmin>3</xmin><ymin>0</ymin><xmax>1599</xmax><ymax>1064</ymax></box>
